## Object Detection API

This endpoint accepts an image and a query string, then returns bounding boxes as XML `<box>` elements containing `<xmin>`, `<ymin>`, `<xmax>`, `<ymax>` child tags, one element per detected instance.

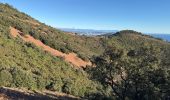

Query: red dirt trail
<box><xmin>10</xmin><ymin>27</ymin><xmax>91</xmax><ymax>68</ymax></box>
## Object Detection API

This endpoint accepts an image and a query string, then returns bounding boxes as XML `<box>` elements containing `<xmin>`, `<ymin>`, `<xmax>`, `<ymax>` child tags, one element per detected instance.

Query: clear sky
<box><xmin>1</xmin><ymin>0</ymin><xmax>170</xmax><ymax>33</ymax></box>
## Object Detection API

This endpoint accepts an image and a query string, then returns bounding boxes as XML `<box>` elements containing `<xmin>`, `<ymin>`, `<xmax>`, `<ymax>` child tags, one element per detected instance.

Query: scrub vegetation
<box><xmin>0</xmin><ymin>3</ymin><xmax>170</xmax><ymax>99</ymax></box>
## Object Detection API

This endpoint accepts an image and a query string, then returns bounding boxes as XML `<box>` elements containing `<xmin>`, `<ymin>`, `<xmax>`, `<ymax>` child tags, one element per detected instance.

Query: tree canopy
<box><xmin>87</xmin><ymin>46</ymin><xmax>170</xmax><ymax>100</ymax></box>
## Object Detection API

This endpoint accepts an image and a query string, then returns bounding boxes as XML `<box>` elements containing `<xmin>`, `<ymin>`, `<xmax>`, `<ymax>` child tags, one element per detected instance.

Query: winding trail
<box><xmin>10</xmin><ymin>27</ymin><xmax>91</xmax><ymax>68</ymax></box>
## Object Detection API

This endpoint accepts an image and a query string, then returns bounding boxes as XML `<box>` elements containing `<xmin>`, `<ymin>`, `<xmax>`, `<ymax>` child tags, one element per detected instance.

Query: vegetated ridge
<box><xmin>0</xmin><ymin>3</ymin><xmax>170</xmax><ymax>100</ymax></box>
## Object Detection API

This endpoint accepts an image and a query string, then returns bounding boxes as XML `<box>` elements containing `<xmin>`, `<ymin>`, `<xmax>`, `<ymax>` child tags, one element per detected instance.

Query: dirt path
<box><xmin>10</xmin><ymin>27</ymin><xmax>91</xmax><ymax>68</ymax></box>
<box><xmin>0</xmin><ymin>87</ymin><xmax>80</xmax><ymax>100</ymax></box>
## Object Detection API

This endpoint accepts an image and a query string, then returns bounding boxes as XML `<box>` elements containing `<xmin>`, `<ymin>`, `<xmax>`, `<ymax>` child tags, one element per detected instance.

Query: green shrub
<box><xmin>0</xmin><ymin>70</ymin><xmax>13</xmax><ymax>86</ymax></box>
<box><xmin>11</xmin><ymin>67</ymin><xmax>36</xmax><ymax>89</ymax></box>
<box><xmin>36</xmin><ymin>76</ymin><xmax>46</xmax><ymax>90</ymax></box>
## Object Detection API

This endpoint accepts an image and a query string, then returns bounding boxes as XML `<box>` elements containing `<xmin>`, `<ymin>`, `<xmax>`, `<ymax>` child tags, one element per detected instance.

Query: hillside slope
<box><xmin>105</xmin><ymin>30</ymin><xmax>170</xmax><ymax>66</ymax></box>
<box><xmin>10</xmin><ymin>27</ymin><xmax>91</xmax><ymax>67</ymax></box>
<box><xmin>0</xmin><ymin>3</ymin><xmax>170</xmax><ymax>99</ymax></box>
<box><xmin>0</xmin><ymin>3</ymin><xmax>100</xmax><ymax>97</ymax></box>
<box><xmin>0</xmin><ymin>3</ymin><xmax>105</xmax><ymax>61</ymax></box>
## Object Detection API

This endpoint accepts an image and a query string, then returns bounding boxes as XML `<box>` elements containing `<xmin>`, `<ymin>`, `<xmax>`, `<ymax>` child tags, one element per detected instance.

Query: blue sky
<box><xmin>1</xmin><ymin>0</ymin><xmax>170</xmax><ymax>33</ymax></box>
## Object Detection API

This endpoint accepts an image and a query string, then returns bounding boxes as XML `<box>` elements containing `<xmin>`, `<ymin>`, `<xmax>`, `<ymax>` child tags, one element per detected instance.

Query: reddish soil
<box><xmin>10</xmin><ymin>27</ymin><xmax>91</xmax><ymax>68</ymax></box>
<box><xmin>0</xmin><ymin>93</ymin><xmax>8</xmax><ymax>100</ymax></box>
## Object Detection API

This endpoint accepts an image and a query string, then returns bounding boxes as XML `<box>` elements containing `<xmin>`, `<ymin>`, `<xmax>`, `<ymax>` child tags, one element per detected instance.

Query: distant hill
<box><xmin>61</xmin><ymin>28</ymin><xmax>170</xmax><ymax>42</ymax></box>
<box><xmin>60</xmin><ymin>28</ymin><xmax>117</xmax><ymax>35</ymax></box>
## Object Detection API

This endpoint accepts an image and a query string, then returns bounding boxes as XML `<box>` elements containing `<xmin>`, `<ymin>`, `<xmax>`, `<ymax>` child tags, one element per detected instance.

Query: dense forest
<box><xmin>0</xmin><ymin>3</ymin><xmax>170</xmax><ymax>100</ymax></box>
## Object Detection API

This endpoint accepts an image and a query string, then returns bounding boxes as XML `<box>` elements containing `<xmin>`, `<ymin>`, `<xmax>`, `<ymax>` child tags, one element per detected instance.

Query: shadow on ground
<box><xmin>0</xmin><ymin>87</ymin><xmax>79</xmax><ymax>100</ymax></box>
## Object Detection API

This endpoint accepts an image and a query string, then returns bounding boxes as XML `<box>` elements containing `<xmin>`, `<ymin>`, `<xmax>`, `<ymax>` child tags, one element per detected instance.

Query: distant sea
<box><xmin>149</xmin><ymin>34</ymin><xmax>170</xmax><ymax>42</ymax></box>
<box><xmin>60</xmin><ymin>28</ymin><xmax>170</xmax><ymax>42</ymax></box>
